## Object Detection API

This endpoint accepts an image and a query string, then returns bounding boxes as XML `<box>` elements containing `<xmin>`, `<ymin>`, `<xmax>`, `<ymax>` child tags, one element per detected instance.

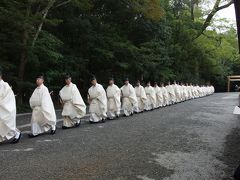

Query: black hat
<box><xmin>36</xmin><ymin>73</ymin><xmax>44</xmax><ymax>80</ymax></box>
<box><xmin>136</xmin><ymin>80</ymin><xmax>141</xmax><ymax>83</ymax></box>
<box><xmin>124</xmin><ymin>77</ymin><xmax>129</xmax><ymax>82</ymax></box>
<box><xmin>154</xmin><ymin>82</ymin><xmax>158</xmax><ymax>85</ymax></box>
<box><xmin>64</xmin><ymin>73</ymin><xmax>71</xmax><ymax>80</ymax></box>
<box><xmin>109</xmin><ymin>77</ymin><xmax>114</xmax><ymax>81</ymax></box>
<box><xmin>90</xmin><ymin>75</ymin><xmax>96</xmax><ymax>81</ymax></box>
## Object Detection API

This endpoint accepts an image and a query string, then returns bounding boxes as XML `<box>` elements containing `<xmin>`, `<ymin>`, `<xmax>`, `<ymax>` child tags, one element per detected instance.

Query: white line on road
<box><xmin>36</xmin><ymin>139</ymin><xmax>61</xmax><ymax>143</ymax></box>
<box><xmin>1</xmin><ymin>148</ymin><xmax>34</xmax><ymax>152</ymax></box>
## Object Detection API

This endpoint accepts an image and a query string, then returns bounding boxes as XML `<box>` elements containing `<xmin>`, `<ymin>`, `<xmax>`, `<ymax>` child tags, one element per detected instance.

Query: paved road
<box><xmin>0</xmin><ymin>93</ymin><xmax>240</xmax><ymax>180</ymax></box>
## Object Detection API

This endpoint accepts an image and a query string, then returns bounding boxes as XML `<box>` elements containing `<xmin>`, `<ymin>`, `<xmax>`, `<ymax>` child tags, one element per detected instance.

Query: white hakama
<box><xmin>106</xmin><ymin>84</ymin><xmax>121</xmax><ymax>119</ymax></box>
<box><xmin>154</xmin><ymin>86</ymin><xmax>163</xmax><ymax>108</ymax></box>
<box><xmin>160</xmin><ymin>86</ymin><xmax>169</xmax><ymax>106</ymax></box>
<box><xmin>121</xmin><ymin>84</ymin><xmax>138</xmax><ymax>116</ymax></box>
<box><xmin>59</xmin><ymin>83</ymin><xmax>86</xmax><ymax>127</ymax></box>
<box><xmin>145</xmin><ymin>86</ymin><xmax>157</xmax><ymax>110</ymax></box>
<box><xmin>182</xmin><ymin>85</ymin><xmax>188</xmax><ymax>101</ymax></box>
<box><xmin>135</xmin><ymin>85</ymin><xmax>147</xmax><ymax>112</ymax></box>
<box><xmin>166</xmin><ymin>85</ymin><xmax>176</xmax><ymax>104</ymax></box>
<box><xmin>88</xmin><ymin>83</ymin><xmax>107</xmax><ymax>122</ymax></box>
<box><xmin>29</xmin><ymin>84</ymin><xmax>57</xmax><ymax>136</ymax></box>
<box><xmin>173</xmin><ymin>84</ymin><xmax>181</xmax><ymax>103</ymax></box>
<box><xmin>0</xmin><ymin>80</ymin><xmax>20</xmax><ymax>142</ymax></box>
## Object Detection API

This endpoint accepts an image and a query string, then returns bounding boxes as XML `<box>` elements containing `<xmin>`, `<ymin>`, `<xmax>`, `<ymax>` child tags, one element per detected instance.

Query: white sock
<box><xmin>15</xmin><ymin>131</ymin><xmax>20</xmax><ymax>139</ymax></box>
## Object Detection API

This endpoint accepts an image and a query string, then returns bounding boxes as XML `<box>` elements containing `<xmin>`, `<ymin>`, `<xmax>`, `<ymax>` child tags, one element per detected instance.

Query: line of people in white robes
<box><xmin>0</xmin><ymin>72</ymin><xmax>214</xmax><ymax>144</ymax></box>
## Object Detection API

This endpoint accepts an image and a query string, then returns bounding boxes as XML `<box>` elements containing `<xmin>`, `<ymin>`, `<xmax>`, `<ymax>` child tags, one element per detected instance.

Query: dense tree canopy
<box><xmin>0</xmin><ymin>0</ymin><xmax>239</xmax><ymax>112</ymax></box>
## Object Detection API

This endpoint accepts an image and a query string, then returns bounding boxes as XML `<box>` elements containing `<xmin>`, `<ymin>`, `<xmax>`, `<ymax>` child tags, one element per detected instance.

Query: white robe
<box><xmin>0</xmin><ymin>80</ymin><xmax>20</xmax><ymax>142</ymax></box>
<box><xmin>88</xmin><ymin>83</ymin><xmax>107</xmax><ymax>122</ymax></box>
<box><xmin>190</xmin><ymin>85</ymin><xmax>195</xmax><ymax>99</ymax></box>
<box><xmin>145</xmin><ymin>86</ymin><xmax>156</xmax><ymax>110</ymax></box>
<box><xmin>135</xmin><ymin>85</ymin><xmax>147</xmax><ymax>112</ymax></box>
<box><xmin>29</xmin><ymin>84</ymin><xmax>57</xmax><ymax>136</ymax></box>
<box><xmin>166</xmin><ymin>85</ymin><xmax>176</xmax><ymax>104</ymax></box>
<box><xmin>160</xmin><ymin>86</ymin><xmax>169</xmax><ymax>106</ymax></box>
<box><xmin>154</xmin><ymin>86</ymin><xmax>163</xmax><ymax>108</ymax></box>
<box><xmin>193</xmin><ymin>86</ymin><xmax>199</xmax><ymax>98</ymax></box>
<box><xmin>59</xmin><ymin>83</ymin><xmax>86</xmax><ymax>127</ymax></box>
<box><xmin>187</xmin><ymin>86</ymin><xmax>193</xmax><ymax>99</ymax></box>
<box><xmin>182</xmin><ymin>85</ymin><xmax>188</xmax><ymax>101</ymax></box>
<box><xmin>173</xmin><ymin>84</ymin><xmax>181</xmax><ymax>103</ymax></box>
<box><xmin>106</xmin><ymin>84</ymin><xmax>121</xmax><ymax>119</ymax></box>
<box><xmin>121</xmin><ymin>84</ymin><xmax>138</xmax><ymax>116</ymax></box>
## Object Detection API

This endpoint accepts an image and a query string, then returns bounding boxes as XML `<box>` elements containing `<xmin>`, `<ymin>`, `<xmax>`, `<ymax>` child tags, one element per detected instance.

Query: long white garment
<box><xmin>160</xmin><ymin>86</ymin><xmax>169</xmax><ymax>106</ymax></box>
<box><xmin>183</xmin><ymin>85</ymin><xmax>188</xmax><ymax>100</ymax></box>
<box><xmin>88</xmin><ymin>83</ymin><xmax>107</xmax><ymax>122</ymax></box>
<box><xmin>106</xmin><ymin>84</ymin><xmax>121</xmax><ymax>119</ymax></box>
<box><xmin>190</xmin><ymin>85</ymin><xmax>195</xmax><ymax>99</ymax></box>
<box><xmin>59</xmin><ymin>83</ymin><xmax>86</xmax><ymax>127</ymax></box>
<box><xmin>166</xmin><ymin>85</ymin><xmax>176</xmax><ymax>104</ymax></box>
<box><xmin>196</xmin><ymin>86</ymin><xmax>201</xmax><ymax>98</ymax></box>
<box><xmin>135</xmin><ymin>85</ymin><xmax>147</xmax><ymax>112</ymax></box>
<box><xmin>179</xmin><ymin>85</ymin><xmax>185</xmax><ymax>101</ymax></box>
<box><xmin>188</xmin><ymin>85</ymin><xmax>194</xmax><ymax>99</ymax></box>
<box><xmin>173</xmin><ymin>84</ymin><xmax>181</xmax><ymax>103</ymax></box>
<box><xmin>145</xmin><ymin>86</ymin><xmax>156</xmax><ymax>110</ymax></box>
<box><xmin>193</xmin><ymin>86</ymin><xmax>198</xmax><ymax>98</ymax></box>
<box><xmin>29</xmin><ymin>84</ymin><xmax>57</xmax><ymax>136</ymax></box>
<box><xmin>154</xmin><ymin>85</ymin><xmax>163</xmax><ymax>108</ymax></box>
<box><xmin>0</xmin><ymin>80</ymin><xmax>20</xmax><ymax>142</ymax></box>
<box><xmin>121</xmin><ymin>84</ymin><xmax>138</xmax><ymax>116</ymax></box>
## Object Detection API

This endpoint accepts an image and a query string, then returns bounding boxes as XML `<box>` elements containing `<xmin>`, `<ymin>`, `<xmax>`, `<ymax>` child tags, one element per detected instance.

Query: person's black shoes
<box><xmin>62</xmin><ymin>126</ymin><xmax>70</xmax><ymax>129</ymax></box>
<box><xmin>101</xmin><ymin>119</ymin><xmax>106</xmax><ymax>123</ymax></box>
<box><xmin>11</xmin><ymin>133</ymin><xmax>22</xmax><ymax>144</ymax></box>
<box><xmin>50</xmin><ymin>129</ymin><xmax>56</xmax><ymax>135</ymax></box>
<box><xmin>75</xmin><ymin>122</ymin><xmax>81</xmax><ymax>127</ymax></box>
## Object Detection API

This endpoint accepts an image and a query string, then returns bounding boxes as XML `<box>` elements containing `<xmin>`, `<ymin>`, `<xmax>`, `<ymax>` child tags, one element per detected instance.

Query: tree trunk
<box><xmin>18</xmin><ymin>29</ymin><xmax>28</xmax><ymax>82</ymax></box>
<box><xmin>190</xmin><ymin>0</ymin><xmax>195</xmax><ymax>21</ymax></box>
<box><xmin>195</xmin><ymin>61</ymin><xmax>199</xmax><ymax>82</ymax></box>
<box><xmin>194</xmin><ymin>0</ymin><xmax>233</xmax><ymax>39</ymax></box>
<box><xmin>31</xmin><ymin>0</ymin><xmax>56</xmax><ymax>48</ymax></box>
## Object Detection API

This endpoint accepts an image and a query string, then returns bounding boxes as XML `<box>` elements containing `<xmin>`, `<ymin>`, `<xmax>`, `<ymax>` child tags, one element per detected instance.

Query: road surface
<box><xmin>0</xmin><ymin>93</ymin><xmax>240</xmax><ymax>180</ymax></box>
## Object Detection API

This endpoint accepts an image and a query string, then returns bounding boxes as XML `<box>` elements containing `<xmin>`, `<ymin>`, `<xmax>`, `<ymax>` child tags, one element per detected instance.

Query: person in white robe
<box><xmin>166</xmin><ymin>81</ymin><xmax>176</xmax><ymax>104</ymax></box>
<box><xmin>29</xmin><ymin>74</ymin><xmax>57</xmax><ymax>137</ymax></box>
<box><xmin>145</xmin><ymin>81</ymin><xmax>157</xmax><ymax>111</ymax></box>
<box><xmin>59</xmin><ymin>74</ymin><xmax>86</xmax><ymax>129</ymax></box>
<box><xmin>88</xmin><ymin>76</ymin><xmax>107</xmax><ymax>123</ymax></box>
<box><xmin>189</xmin><ymin>83</ymin><xmax>195</xmax><ymax>99</ymax></box>
<box><xmin>135</xmin><ymin>80</ymin><xmax>147</xmax><ymax>112</ymax></box>
<box><xmin>154</xmin><ymin>82</ymin><xmax>163</xmax><ymax>108</ymax></box>
<box><xmin>0</xmin><ymin>71</ymin><xmax>21</xmax><ymax>144</ymax></box>
<box><xmin>210</xmin><ymin>85</ymin><xmax>215</xmax><ymax>94</ymax></box>
<box><xmin>160</xmin><ymin>83</ymin><xmax>169</xmax><ymax>106</ymax></box>
<box><xmin>196</xmin><ymin>84</ymin><xmax>201</xmax><ymax>98</ymax></box>
<box><xmin>173</xmin><ymin>81</ymin><xmax>181</xmax><ymax>103</ymax></box>
<box><xmin>193</xmin><ymin>85</ymin><xmax>199</xmax><ymax>98</ymax></box>
<box><xmin>121</xmin><ymin>78</ymin><xmax>138</xmax><ymax>116</ymax></box>
<box><xmin>187</xmin><ymin>83</ymin><xmax>193</xmax><ymax>100</ymax></box>
<box><xmin>181</xmin><ymin>83</ymin><xmax>187</xmax><ymax>101</ymax></box>
<box><xmin>106</xmin><ymin>78</ymin><xmax>121</xmax><ymax>119</ymax></box>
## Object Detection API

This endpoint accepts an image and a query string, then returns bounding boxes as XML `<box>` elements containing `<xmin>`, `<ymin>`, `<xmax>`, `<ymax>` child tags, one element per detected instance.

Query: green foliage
<box><xmin>0</xmin><ymin>0</ymin><xmax>239</xmax><ymax>112</ymax></box>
